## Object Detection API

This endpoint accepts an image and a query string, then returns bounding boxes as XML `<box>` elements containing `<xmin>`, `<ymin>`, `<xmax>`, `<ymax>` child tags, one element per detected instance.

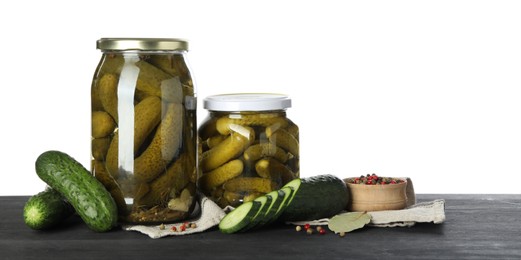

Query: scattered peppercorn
<box><xmin>171</xmin><ymin>226</ymin><xmax>177</xmax><ymax>232</ymax></box>
<box><xmin>190</xmin><ymin>223</ymin><xmax>197</xmax><ymax>229</ymax></box>
<box><xmin>296</xmin><ymin>225</ymin><xmax>302</xmax><ymax>232</ymax></box>
<box><xmin>159</xmin><ymin>224</ymin><xmax>165</xmax><ymax>230</ymax></box>
<box><xmin>319</xmin><ymin>228</ymin><xmax>326</xmax><ymax>235</ymax></box>
<box><xmin>304</xmin><ymin>223</ymin><xmax>311</xmax><ymax>230</ymax></box>
<box><xmin>306</xmin><ymin>228</ymin><xmax>313</xmax><ymax>235</ymax></box>
<box><xmin>339</xmin><ymin>232</ymin><xmax>346</xmax><ymax>237</ymax></box>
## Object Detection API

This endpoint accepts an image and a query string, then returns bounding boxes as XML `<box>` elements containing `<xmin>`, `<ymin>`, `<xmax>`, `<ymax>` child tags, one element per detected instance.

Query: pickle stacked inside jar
<box><xmin>198</xmin><ymin>109</ymin><xmax>300</xmax><ymax>208</ymax></box>
<box><xmin>91</xmin><ymin>52</ymin><xmax>197</xmax><ymax>224</ymax></box>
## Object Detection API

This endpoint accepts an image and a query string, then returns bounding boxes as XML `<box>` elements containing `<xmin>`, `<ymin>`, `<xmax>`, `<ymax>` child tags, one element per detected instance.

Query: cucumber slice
<box><xmin>219</xmin><ymin>201</ymin><xmax>261</xmax><ymax>234</ymax></box>
<box><xmin>256</xmin><ymin>182</ymin><xmax>300</xmax><ymax>228</ymax></box>
<box><xmin>256</xmin><ymin>190</ymin><xmax>285</xmax><ymax>227</ymax></box>
<box><xmin>267</xmin><ymin>187</ymin><xmax>294</xmax><ymax>224</ymax></box>
<box><xmin>240</xmin><ymin>194</ymin><xmax>273</xmax><ymax>232</ymax></box>
<box><xmin>280</xmin><ymin>178</ymin><xmax>302</xmax><ymax>210</ymax></box>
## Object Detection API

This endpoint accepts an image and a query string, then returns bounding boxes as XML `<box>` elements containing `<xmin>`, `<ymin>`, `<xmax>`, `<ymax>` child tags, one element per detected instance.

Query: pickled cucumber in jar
<box><xmin>198</xmin><ymin>94</ymin><xmax>299</xmax><ymax>208</ymax></box>
<box><xmin>91</xmin><ymin>38</ymin><xmax>197</xmax><ymax>224</ymax></box>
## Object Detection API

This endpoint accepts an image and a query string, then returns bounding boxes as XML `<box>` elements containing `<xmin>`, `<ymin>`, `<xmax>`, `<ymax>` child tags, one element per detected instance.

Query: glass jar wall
<box><xmin>198</xmin><ymin>93</ymin><xmax>299</xmax><ymax>208</ymax></box>
<box><xmin>91</xmin><ymin>38</ymin><xmax>197</xmax><ymax>224</ymax></box>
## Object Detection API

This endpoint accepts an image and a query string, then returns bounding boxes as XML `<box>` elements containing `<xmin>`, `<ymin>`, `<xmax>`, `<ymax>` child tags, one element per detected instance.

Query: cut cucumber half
<box><xmin>219</xmin><ymin>201</ymin><xmax>262</xmax><ymax>234</ymax></box>
<box><xmin>280</xmin><ymin>174</ymin><xmax>349</xmax><ymax>222</ymax></box>
<box><xmin>240</xmin><ymin>194</ymin><xmax>273</xmax><ymax>232</ymax></box>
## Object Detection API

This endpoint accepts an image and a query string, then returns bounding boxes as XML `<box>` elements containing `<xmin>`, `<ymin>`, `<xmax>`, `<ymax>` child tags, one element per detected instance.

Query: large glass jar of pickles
<box><xmin>198</xmin><ymin>93</ymin><xmax>299</xmax><ymax>208</ymax></box>
<box><xmin>91</xmin><ymin>38</ymin><xmax>197</xmax><ymax>224</ymax></box>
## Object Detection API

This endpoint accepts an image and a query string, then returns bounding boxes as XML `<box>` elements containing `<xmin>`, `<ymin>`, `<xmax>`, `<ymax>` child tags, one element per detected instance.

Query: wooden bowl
<box><xmin>344</xmin><ymin>178</ymin><xmax>408</xmax><ymax>212</ymax></box>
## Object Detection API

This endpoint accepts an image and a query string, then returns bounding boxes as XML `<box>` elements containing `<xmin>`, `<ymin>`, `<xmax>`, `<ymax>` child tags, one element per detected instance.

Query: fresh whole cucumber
<box><xmin>23</xmin><ymin>187</ymin><xmax>74</xmax><ymax>230</ymax></box>
<box><xmin>35</xmin><ymin>150</ymin><xmax>118</xmax><ymax>232</ymax></box>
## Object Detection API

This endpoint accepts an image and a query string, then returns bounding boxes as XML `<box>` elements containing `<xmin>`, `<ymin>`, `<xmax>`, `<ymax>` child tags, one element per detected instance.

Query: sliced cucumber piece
<box><xmin>240</xmin><ymin>194</ymin><xmax>273</xmax><ymax>232</ymax></box>
<box><xmin>256</xmin><ymin>189</ymin><xmax>285</xmax><ymax>227</ymax></box>
<box><xmin>280</xmin><ymin>178</ymin><xmax>302</xmax><ymax>211</ymax></box>
<box><xmin>267</xmin><ymin>187</ymin><xmax>294</xmax><ymax>224</ymax></box>
<box><xmin>219</xmin><ymin>201</ymin><xmax>261</xmax><ymax>234</ymax></box>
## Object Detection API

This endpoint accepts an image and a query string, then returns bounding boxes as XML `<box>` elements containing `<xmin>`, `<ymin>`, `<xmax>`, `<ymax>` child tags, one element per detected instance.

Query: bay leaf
<box><xmin>328</xmin><ymin>212</ymin><xmax>371</xmax><ymax>234</ymax></box>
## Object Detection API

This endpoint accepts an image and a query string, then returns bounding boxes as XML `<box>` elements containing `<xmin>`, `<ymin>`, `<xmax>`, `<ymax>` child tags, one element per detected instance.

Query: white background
<box><xmin>1</xmin><ymin>0</ymin><xmax>520</xmax><ymax>195</ymax></box>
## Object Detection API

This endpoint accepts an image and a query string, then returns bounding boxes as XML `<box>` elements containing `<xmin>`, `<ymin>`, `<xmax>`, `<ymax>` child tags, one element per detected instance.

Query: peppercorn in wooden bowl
<box><xmin>344</xmin><ymin>174</ymin><xmax>407</xmax><ymax>212</ymax></box>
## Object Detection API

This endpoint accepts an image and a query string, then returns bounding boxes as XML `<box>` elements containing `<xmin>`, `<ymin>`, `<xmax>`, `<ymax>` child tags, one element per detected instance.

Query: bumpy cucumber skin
<box><xmin>280</xmin><ymin>174</ymin><xmax>349</xmax><ymax>222</ymax></box>
<box><xmin>23</xmin><ymin>188</ymin><xmax>74</xmax><ymax>230</ymax></box>
<box><xmin>35</xmin><ymin>151</ymin><xmax>118</xmax><ymax>232</ymax></box>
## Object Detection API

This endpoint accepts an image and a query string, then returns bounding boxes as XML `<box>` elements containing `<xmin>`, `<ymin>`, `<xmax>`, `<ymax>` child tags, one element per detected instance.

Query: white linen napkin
<box><xmin>122</xmin><ymin>194</ymin><xmax>226</xmax><ymax>239</ymax></box>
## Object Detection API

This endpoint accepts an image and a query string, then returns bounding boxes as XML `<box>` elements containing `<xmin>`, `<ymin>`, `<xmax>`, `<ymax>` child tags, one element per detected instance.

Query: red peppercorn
<box><xmin>171</xmin><ymin>226</ymin><xmax>177</xmax><ymax>232</ymax></box>
<box><xmin>319</xmin><ymin>229</ymin><xmax>326</xmax><ymax>235</ymax></box>
<box><xmin>304</xmin><ymin>224</ymin><xmax>311</xmax><ymax>230</ymax></box>
<box><xmin>367</xmin><ymin>180</ymin><xmax>373</xmax><ymax>185</ymax></box>
<box><xmin>180</xmin><ymin>225</ymin><xmax>186</xmax><ymax>232</ymax></box>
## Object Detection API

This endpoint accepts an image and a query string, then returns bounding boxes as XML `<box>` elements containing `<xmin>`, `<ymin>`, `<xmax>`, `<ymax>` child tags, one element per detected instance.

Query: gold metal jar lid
<box><xmin>96</xmin><ymin>38</ymin><xmax>188</xmax><ymax>51</ymax></box>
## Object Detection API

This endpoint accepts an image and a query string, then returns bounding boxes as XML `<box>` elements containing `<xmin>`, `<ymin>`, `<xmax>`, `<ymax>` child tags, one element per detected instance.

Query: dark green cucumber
<box><xmin>35</xmin><ymin>150</ymin><xmax>118</xmax><ymax>232</ymax></box>
<box><xmin>219</xmin><ymin>201</ymin><xmax>262</xmax><ymax>234</ymax></box>
<box><xmin>280</xmin><ymin>174</ymin><xmax>349</xmax><ymax>222</ymax></box>
<box><xmin>23</xmin><ymin>187</ymin><xmax>74</xmax><ymax>230</ymax></box>
<box><xmin>240</xmin><ymin>194</ymin><xmax>273</xmax><ymax>232</ymax></box>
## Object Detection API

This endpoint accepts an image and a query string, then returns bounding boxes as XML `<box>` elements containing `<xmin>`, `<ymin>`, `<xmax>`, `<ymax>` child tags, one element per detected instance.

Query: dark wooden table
<box><xmin>1</xmin><ymin>194</ymin><xmax>520</xmax><ymax>259</ymax></box>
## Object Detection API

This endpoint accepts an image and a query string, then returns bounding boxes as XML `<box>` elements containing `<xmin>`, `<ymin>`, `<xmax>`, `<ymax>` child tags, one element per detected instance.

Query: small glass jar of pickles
<box><xmin>198</xmin><ymin>93</ymin><xmax>299</xmax><ymax>208</ymax></box>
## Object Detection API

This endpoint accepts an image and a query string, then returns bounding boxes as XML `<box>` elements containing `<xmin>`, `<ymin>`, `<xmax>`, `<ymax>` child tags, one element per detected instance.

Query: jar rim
<box><xmin>203</xmin><ymin>93</ymin><xmax>291</xmax><ymax>112</ymax></box>
<box><xmin>97</xmin><ymin>38</ymin><xmax>188</xmax><ymax>51</ymax></box>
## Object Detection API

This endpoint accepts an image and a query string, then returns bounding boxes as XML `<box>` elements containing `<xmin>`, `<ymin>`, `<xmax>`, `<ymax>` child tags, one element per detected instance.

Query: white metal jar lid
<box><xmin>203</xmin><ymin>93</ymin><xmax>291</xmax><ymax>112</ymax></box>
